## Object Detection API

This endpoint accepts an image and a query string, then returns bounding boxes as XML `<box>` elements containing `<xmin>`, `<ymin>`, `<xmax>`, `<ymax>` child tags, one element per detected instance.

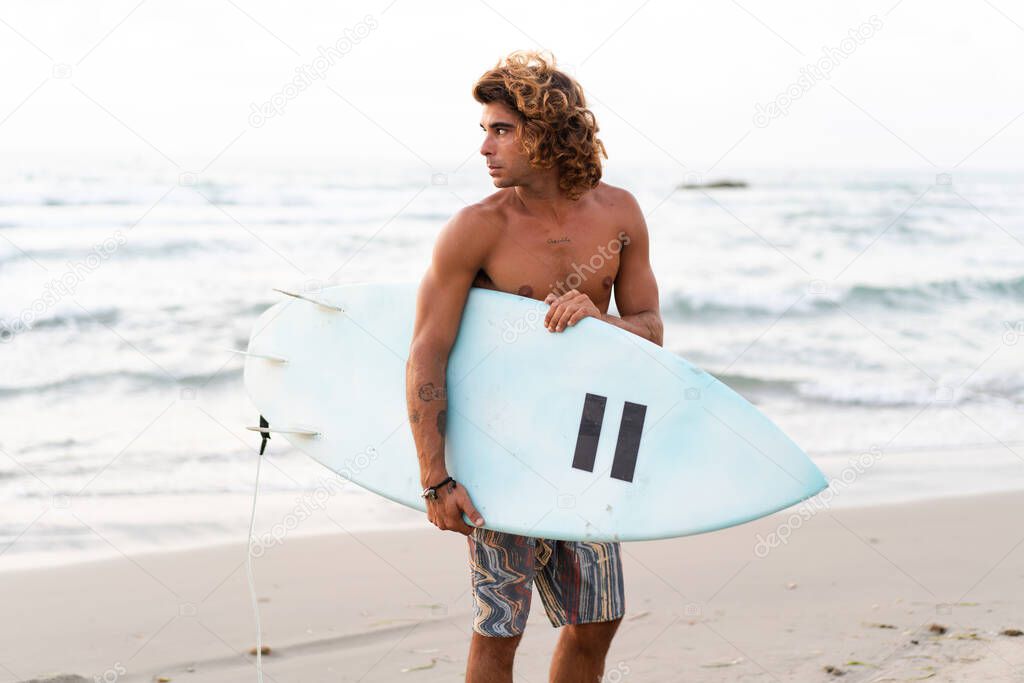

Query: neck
<box><xmin>513</xmin><ymin>169</ymin><xmax>576</xmax><ymax>221</ymax></box>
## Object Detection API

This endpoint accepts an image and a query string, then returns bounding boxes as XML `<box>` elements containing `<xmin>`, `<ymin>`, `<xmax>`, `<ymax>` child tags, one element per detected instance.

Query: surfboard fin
<box><xmin>272</xmin><ymin>287</ymin><xmax>345</xmax><ymax>312</ymax></box>
<box><xmin>222</xmin><ymin>348</ymin><xmax>288</xmax><ymax>363</ymax></box>
<box><xmin>246</xmin><ymin>421</ymin><xmax>322</xmax><ymax>439</ymax></box>
<box><xmin>258</xmin><ymin>415</ymin><xmax>270</xmax><ymax>455</ymax></box>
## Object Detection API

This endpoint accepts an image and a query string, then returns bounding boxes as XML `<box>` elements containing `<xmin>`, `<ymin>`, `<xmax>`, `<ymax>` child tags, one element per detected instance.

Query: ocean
<box><xmin>1</xmin><ymin>159</ymin><xmax>1021</xmax><ymax>569</ymax></box>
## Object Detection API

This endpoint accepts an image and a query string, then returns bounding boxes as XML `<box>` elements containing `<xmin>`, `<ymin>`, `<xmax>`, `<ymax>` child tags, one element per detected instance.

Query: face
<box><xmin>479</xmin><ymin>102</ymin><xmax>532</xmax><ymax>188</ymax></box>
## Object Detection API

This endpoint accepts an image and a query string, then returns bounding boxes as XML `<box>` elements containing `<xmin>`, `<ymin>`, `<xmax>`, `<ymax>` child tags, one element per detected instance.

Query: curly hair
<box><xmin>473</xmin><ymin>50</ymin><xmax>607</xmax><ymax>200</ymax></box>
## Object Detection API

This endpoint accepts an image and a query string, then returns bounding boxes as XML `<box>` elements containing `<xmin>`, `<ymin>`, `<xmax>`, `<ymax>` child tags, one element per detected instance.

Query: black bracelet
<box><xmin>422</xmin><ymin>476</ymin><xmax>456</xmax><ymax>501</ymax></box>
<box><xmin>429</xmin><ymin>476</ymin><xmax>455</xmax><ymax>490</ymax></box>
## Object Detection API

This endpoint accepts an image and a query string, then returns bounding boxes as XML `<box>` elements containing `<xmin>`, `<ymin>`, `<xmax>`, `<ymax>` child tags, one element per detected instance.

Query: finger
<box><xmin>549</xmin><ymin>288</ymin><xmax>574</xmax><ymax>308</ymax></box>
<box><xmin>571</xmin><ymin>292</ymin><xmax>590</xmax><ymax>308</ymax></box>
<box><xmin>550</xmin><ymin>290</ymin><xmax>574</xmax><ymax>309</ymax></box>
<box><xmin>567</xmin><ymin>308</ymin><xmax>588</xmax><ymax>326</ymax></box>
<box><xmin>450</xmin><ymin>516</ymin><xmax>474</xmax><ymax>535</ymax></box>
<box><xmin>458</xmin><ymin>491</ymin><xmax>485</xmax><ymax>527</ymax></box>
<box><xmin>447</xmin><ymin>503</ymin><xmax>474</xmax><ymax>534</ymax></box>
<box><xmin>544</xmin><ymin>293</ymin><xmax>557</xmax><ymax>305</ymax></box>
<box><xmin>545</xmin><ymin>301</ymin><xmax>561</xmax><ymax>328</ymax></box>
<box><xmin>545</xmin><ymin>303</ymin><xmax>562</xmax><ymax>329</ymax></box>
<box><xmin>550</xmin><ymin>304</ymin><xmax>571</xmax><ymax>330</ymax></box>
<box><xmin>553</xmin><ymin>304</ymin><xmax>577</xmax><ymax>331</ymax></box>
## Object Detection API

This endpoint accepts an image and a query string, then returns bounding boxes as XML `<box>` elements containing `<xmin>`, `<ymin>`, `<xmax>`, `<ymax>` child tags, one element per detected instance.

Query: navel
<box><xmin>517</xmin><ymin>284</ymin><xmax>534</xmax><ymax>298</ymax></box>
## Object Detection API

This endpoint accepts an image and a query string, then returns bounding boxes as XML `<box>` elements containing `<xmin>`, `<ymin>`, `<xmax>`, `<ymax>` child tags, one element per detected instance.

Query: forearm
<box><xmin>599</xmin><ymin>311</ymin><xmax>664</xmax><ymax>347</ymax></box>
<box><xmin>405</xmin><ymin>345</ymin><xmax>449</xmax><ymax>487</ymax></box>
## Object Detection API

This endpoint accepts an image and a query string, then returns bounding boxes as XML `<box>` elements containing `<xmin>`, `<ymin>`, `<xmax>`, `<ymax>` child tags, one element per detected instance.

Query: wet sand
<box><xmin>4</xmin><ymin>490</ymin><xmax>1024</xmax><ymax>682</ymax></box>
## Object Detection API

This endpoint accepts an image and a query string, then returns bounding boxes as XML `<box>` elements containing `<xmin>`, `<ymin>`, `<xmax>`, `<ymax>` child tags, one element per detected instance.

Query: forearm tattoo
<box><xmin>418</xmin><ymin>382</ymin><xmax>447</xmax><ymax>402</ymax></box>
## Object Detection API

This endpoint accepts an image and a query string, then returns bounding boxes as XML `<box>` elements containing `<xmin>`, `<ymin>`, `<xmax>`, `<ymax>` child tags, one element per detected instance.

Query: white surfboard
<box><xmin>243</xmin><ymin>282</ymin><xmax>827</xmax><ymax>542</ymax></box>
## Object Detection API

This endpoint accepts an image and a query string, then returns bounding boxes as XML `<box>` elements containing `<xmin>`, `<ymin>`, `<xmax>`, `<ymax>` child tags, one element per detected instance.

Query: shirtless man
<box><xmin>405</xmin><ymin>51</ymin><xmax>663</xmax><ymax>683</ymax></box>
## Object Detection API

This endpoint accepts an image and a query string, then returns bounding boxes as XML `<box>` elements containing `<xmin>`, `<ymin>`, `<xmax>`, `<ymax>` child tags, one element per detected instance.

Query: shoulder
<box><xmin>590</xmin><ymin>182</ymin><xmax>646</xmax><ymax>240</ymax></box>
<box><xmin>443</xmin><ymin>193</ymin><xmax>508</xmax><ymax>240</ymax></box>
<box><xmin>464</xmin><ymin>189</ymin><xmax>514</xmax><ymax>221</ymax></box>
<box><xmin>588</xmin><ymin>182</ymin><xmax>642</xmax><ymax>217</ymax></box>
<box><xmin>432</xmin><ymin>193</ymin><xmax>508</xmax><ymax>265</ymax></box>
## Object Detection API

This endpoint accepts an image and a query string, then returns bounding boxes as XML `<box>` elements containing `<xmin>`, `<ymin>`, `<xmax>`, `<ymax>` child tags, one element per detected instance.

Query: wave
<box><xmin>0</xmin><ymin>190</ymin><xmax>177</xmax><ymax>208</ymax></box>
<box><xmin>38</xmin><ymin>197</ymin><xmax>138</xmax><ymax>207</ymax></box>
<box><xmin>0</xmin><ymin>302</ymin><xmax>254</xmax><ymax>338</ymax></box>
<box><xmin>844</xmin><ymin>277</ymin><xmax>1024</xmax><ymax>307</ymax></box>
<box><xmin>710</xmin><ymin>372</ymin><xmax>800</xmax><ymax>396</ymax></box>
<box><xmin>778</xmin><ymin>211</ymin><xmax>945</xmax><ymax>241</ymax></box>
<box><xmin>711</xmin><ymin>370</ymin><xmax>1024</xmax><ymax>408</ymax></box>
<box><xmin>697</xmin><ymin>371</ymin><xmax>925</xmax><ymax>407</ymax></box>
<box><xmin>0</xmin><ymin>367</ymin><xmax>242</xmax><ymax>399</ymax></box>
<box><xmin>0</xmin><ymin>239</ymin><xmax>242</xmax><ymax>268</ymax></box>
<box><xmin>17</xmin><ymin>438</ymin><xmax>84</xmax><ymax>454</ymax></box>
<box><xmin>839</xmin><ymin>181</ymin><xmax>921</xmax><ymax>193</ymax></box>
<box><xmin>0</xmin><ymin>307</ymin><xmax>122</xmax><ymax>334</ymax></box>
<box><xmin>662</xmin><ymin>275</ymin><xmax>1024</xmax><ymax>320</ymax></box>
<box><xmin>0</xmin><ymin>179</ymin><xmax>427</xmax><ymax>209</ymax></box>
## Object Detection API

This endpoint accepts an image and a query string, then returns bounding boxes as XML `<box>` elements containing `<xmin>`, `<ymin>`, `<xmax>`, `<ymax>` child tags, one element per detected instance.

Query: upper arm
<box><xmin>614</xmin><ymin>191</ymin><xmax>661</xmax><ymax>320</ymax></box>
<box><xmin>410</xmin><ymin>206</ymin><xmax>494</xmax><ymax>358</ymax></box>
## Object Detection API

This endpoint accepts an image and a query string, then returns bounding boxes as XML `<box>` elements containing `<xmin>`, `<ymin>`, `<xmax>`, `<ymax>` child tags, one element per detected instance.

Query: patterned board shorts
<box><xmin>467</xmin><ymin>527</ymin><xmax>625</xmax><ymax>637</ymax></box>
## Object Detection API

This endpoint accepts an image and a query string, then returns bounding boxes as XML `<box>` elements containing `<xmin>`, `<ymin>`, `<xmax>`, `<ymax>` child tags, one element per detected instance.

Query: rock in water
<box><xmin>678</xmin><ymin>179</ymin><xmax>749</xmax><ymax>190</ymax></box>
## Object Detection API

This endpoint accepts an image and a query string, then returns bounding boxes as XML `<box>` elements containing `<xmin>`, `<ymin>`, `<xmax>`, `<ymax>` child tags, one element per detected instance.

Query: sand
<box><xmin>3</xmin><ymin>490</ymin><xmax>1023</xmax><ymax>682</ymax></box>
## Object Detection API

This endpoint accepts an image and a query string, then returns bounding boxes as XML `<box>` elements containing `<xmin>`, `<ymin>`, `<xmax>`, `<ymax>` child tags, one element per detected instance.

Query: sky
<box><xmin>1</xmin><ymin>0</ymin><xmax>1022</xmax><ymax>175</ymax></box>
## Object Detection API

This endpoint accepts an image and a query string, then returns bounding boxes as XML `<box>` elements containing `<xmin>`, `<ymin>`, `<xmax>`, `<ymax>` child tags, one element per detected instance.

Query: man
<box><xmin>405</xmin><ymin>50</ymin><xmax>663</xmax><ymax>683</ymax></box>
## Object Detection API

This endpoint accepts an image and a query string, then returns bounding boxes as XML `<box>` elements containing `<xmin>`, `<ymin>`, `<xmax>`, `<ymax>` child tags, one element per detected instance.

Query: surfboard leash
<box><xmin>246</xmin><ymin>414</ymin><xmax>269</xmax><ymax>682</ymax></box>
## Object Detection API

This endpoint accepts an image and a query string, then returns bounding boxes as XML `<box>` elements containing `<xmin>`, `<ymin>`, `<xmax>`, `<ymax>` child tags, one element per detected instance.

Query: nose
<box><xmin>480</xmin><ymin>136</ymin><xmax>494</xmax><ymax>158</ymax></box>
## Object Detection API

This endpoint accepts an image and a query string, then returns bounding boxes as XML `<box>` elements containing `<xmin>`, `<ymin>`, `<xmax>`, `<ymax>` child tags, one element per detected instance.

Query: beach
<box><xmin>5</xmin><ymin>488</ymin><xmax>1022</xmax><ymax>682</ymax></box>
<box><xmin>3</xmin><ymin>0</ymin><xmax>1023</xmax><ymax>679</ymax></box>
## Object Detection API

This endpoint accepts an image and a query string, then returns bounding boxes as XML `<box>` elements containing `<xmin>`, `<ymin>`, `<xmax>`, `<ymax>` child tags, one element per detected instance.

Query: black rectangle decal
<box><xmin>571</xmin><ymin>393</ymin><xmax>607</xmax><ymax>473</ymax></box>
<box><xmin>610</xmin><ymin>401</ymin><xmax>647</xmax><ymax>482</ymax></box>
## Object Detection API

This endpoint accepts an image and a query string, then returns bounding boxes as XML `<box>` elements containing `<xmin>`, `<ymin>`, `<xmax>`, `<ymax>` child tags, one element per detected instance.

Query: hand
<box><xmin>426</xmin><ymin>480</ymin><xmax>485</xmax><ymax>535</ymax></box>
<box><xmin>544</xmin><ymin>289</ymin><xmax>601</xmax><ymax>332</ymax></box>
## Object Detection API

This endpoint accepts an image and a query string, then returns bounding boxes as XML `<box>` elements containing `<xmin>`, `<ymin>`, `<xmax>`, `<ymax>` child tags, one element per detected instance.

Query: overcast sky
<box><xmin>2</xmin><ymin>0</ymin><xmax>1022</xmax><ymax>174</ymax></box>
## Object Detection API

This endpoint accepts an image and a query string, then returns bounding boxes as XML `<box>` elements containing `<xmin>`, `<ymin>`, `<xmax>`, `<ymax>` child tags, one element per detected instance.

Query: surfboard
<box><xmin>243</xmin><ymin>282</ymin><xmax>828</xmax><ymax>542</ymax></box>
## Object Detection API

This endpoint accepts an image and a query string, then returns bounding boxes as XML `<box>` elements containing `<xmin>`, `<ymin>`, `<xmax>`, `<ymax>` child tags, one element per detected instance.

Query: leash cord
<box><xmin>246</xmin><ymin>433</ymin><xmax>266</xmax><ymax>682</ymax></box>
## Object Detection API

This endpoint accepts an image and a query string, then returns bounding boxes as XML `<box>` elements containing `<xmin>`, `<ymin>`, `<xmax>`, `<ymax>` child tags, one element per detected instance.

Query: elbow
<box><xmin>648</xmin><ymin>315</ymin><xmax>664</xmax><ymax>347</ymax></box>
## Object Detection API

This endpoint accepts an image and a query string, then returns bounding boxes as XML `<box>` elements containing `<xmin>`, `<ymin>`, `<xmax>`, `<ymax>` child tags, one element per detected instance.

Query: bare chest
<box><xmin>472</xmin><ymin>215</ymin><xmax>627</xmax><ymax>312</ymax></box>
